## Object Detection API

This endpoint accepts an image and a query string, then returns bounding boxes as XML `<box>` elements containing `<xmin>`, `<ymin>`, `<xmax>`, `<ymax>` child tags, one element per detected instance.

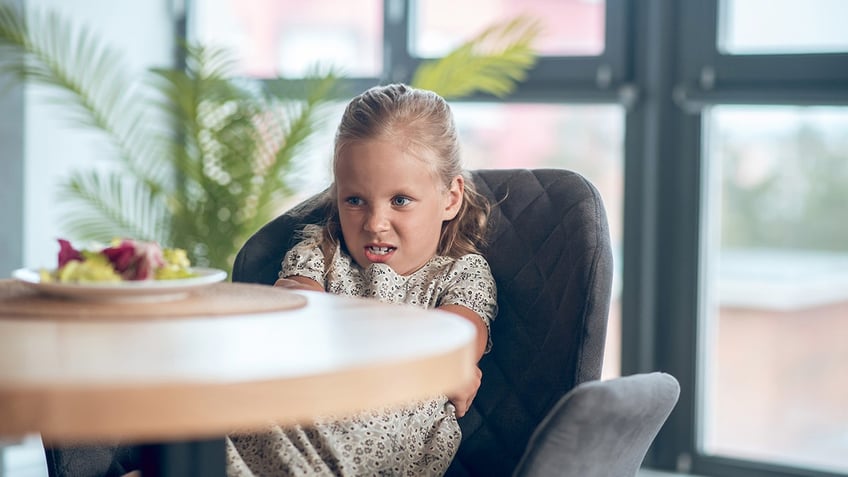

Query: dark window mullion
<box><xmin>714</xmin><ymin>52</ymin><xmax>848</xmax><ymax>83</ymax></box>
<box><xmin>674</xmin><ymin>84</ymin><xmax>848</xmax><ymax>111</ymax></box>
<box><xmin>622</xmin><ymin>2</ymin><xmax>699</xmax><ymax>473</ymax></box>
<box><xmin>677</xmin><ymin>0</ymin><xmax>720</xmax><ymax>94</ymax></box>
<box><xmin>604</xmin><ymin>0</ymin><xmax>630</xmax><ymax>85</ymax></box>
<box><xmin>384</xmin><ymin>0</ymin><xmax>414</xmax><ymax>84</ymax></box>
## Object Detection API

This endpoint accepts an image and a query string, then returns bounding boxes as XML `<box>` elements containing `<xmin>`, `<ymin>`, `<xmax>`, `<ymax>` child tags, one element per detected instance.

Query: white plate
<box><xmin>12</xmin><ymin>267</ymin><xmax>228</xmax><ymax>303</ymax></box>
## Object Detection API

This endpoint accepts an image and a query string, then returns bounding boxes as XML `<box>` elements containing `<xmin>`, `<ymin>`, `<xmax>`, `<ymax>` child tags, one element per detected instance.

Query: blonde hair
<box><xmin>319</xmin><ymin>83</ymin><xmax>489</xmax><ymax>265</ymax></box>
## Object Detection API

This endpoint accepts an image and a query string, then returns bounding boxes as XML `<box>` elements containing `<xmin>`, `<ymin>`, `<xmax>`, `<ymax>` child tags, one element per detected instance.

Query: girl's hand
<box><xmin>273</xmin><ymin>276</ymin><xmax>324</xmax><ymax>292</ymax></box>
<box><xmin>448</xmin><ymin>365</ymin><xmax>482</xmax><ymax>418</ymax></box>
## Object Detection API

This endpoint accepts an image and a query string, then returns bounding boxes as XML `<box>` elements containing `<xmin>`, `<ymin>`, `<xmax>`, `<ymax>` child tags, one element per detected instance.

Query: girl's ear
<box><xmin>443</xmin><ymin>175</ymin><xmax>464</xmax><ymax>221</ymax></box>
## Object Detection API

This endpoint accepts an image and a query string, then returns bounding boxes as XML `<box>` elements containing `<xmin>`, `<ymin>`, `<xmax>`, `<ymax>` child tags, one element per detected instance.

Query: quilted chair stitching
<box><xmin>514</xmin><ymin>170</ymin><xmax>604</xmax><ymax>390</ymax></box>
<box><xmin>504</xmin><ymin>226</ymin><xmax>589</xmax><ymax>420</ymax></box>
<box><xmin>456</xmin><ymin>170</ymin><xmax>549</xmax><ymax>473</ymax></box>
<box><xmin>511</xmin><ymin>170</ymin><xmax>604</xmax><ymax>426</ymax></box>
<box><xmin>460</xmin><ymin>380</ymin><xmax>527</xmax><ymax>462</ymax></box>
<box><xmin>465</xmin><ymin>300</ymin><xmax>533</xmax><ymax>441</ymax></box>
<box><xmin>496</xmin><ymin>171</ymin><xmax>548</xmax><ymax>222</ymax></box>
<box><xmin>458</xmin><ymin>170</ymin><xmax>587</xmax><ymax>474</ymax></box>
<box><xmin>509</xmin><ymin>171</ymin><xmax>585</xmax><ymax>337</ymax></box>
<box><xmin>485</xmin><ymin>232</ymin><xmax>555</xmax><ymax>420</ymax></box>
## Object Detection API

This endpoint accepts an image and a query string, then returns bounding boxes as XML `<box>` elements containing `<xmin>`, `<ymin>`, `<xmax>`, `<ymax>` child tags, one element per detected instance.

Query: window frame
<box><xmin>648</xmin><ymin>3</ymin><xmax>848</xmax><ymax>477</ymax></box>
<box><xmin>676</xmin><ymin>1</ymin><xmax>848</xmax><ymax>108</ymax></box>
<box><xmin>385</xmin><ymin>0</ymin><xmax>631</xmax><ymax>103</ymax></box>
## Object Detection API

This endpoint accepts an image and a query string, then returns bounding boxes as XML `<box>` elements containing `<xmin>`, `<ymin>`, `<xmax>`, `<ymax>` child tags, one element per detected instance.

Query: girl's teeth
<box><xmin>368</xmin><ymin>246</ymin><xmax>391</xmax><ymax>255</ymax></box>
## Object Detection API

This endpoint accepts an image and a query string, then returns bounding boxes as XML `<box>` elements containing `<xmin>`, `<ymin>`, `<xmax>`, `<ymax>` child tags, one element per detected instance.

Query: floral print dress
<box><xmin>226</xmin><ymin>226</ymin><xmax>497</xmax><ymax>477</ymax></box>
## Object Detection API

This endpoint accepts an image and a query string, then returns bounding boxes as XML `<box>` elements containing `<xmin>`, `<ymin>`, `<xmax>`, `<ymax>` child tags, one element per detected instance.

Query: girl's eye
<box><xmin>391</xmin><ymin>196</ymin><xmax>412</xmax><ymax>207</ymax></box>
<box><xmin>345</xmin><ymin>197</ymin><xmax>363</xmax><ymax>206</ymax></box>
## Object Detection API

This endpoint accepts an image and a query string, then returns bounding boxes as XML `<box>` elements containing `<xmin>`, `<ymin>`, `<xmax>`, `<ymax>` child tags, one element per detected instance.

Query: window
<box><xmin>718</xmin><ymin>0</ymin><xmax>848</xmax><ymax>55</ymax></box>
<box><xmin>412</xmin><ymin>0</ymin><xmax>606</xmax><ymax>57</ymax></box>
<box><xmin>667</xmin><ymin>3</ymin><xmax>848</xmax><ymax>477</ymax></box>
<box><xmin>701</xmin><ymin>106</ymin><xmax>848</xmax><ymax>474</ymax></box>
<box><xmin>192</xmin><ymin>0</ymin><xmax>383</xmax><ymax>77</ymax></box>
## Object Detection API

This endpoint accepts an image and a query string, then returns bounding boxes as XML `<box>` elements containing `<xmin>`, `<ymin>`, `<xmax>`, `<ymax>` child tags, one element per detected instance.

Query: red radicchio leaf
<box><xmin>102</xmin><ymin>240</ymin><xmax>138</xmax><ymax>276</ymax></box>
<box><xmin>57</xmin><ymin>239</ymin><xmax>83</xmax><ymax>268</ymax></box>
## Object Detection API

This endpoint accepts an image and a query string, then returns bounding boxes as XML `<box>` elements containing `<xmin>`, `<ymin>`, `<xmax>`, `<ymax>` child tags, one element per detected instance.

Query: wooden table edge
<box><xmin>2</xmin><ymin>340</ymin><xmax>476</xmax><ymax>444</ymax></box>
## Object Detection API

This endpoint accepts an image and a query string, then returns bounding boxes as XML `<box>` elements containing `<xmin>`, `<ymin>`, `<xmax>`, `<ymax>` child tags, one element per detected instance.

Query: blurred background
<box><xmin>1</xmin><ymin>1</ymin><xmax>846</xmax><ymax>477</ymax></box>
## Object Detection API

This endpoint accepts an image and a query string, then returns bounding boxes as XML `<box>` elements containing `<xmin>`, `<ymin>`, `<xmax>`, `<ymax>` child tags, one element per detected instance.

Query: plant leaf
<box><xmin>411</xmin><ymin>15</ymin><xmax>542</xmax><ymax>99</ymax></box>
<box><xmin>56</xmin><ymin>170</ymin><xmax>169</xmax><ymax>245</ymax></box>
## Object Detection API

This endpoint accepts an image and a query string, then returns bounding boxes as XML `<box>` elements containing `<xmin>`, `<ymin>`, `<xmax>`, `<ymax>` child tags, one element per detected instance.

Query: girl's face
<box><xmin>334</xmin><ymin>139</ymin><xmax>463</xmax><ymax>276</ymax></box>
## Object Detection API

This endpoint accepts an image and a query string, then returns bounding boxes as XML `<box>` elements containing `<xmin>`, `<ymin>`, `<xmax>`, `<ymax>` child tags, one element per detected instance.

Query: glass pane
<box><xmin>287</xmin><ymin>102</ymin><xmax>625</xmax><ymax>378</ymax></box>
<box><xmin>701</xmin><ymin>106</ymin><xmax>848</xmax><ymax>473</ymax></box>
<box><xmin>719</xmin><ymin>0</ymin><xmax>848</xmax><ymax>54</ymax></box>
<box><xmin>192</xmin><ymin>0</ymin><xmax>382</xmax><ymax>77</ymax></box>
<box><xmin>412</xmin><ymin>0</ymin><xmax>606</xmax><ymax>58</ymax></box>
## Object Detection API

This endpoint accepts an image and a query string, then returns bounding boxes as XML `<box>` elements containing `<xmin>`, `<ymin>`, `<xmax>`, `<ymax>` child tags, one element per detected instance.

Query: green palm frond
<box><xmin>411</xmin><ymin>15</ymin><xmax>542</xmax><ymax>99</ymax></box>
<box><xmin>184</xmin><ymin>43</ymin><xmax>241</xmax><ymax>79</ymax></box>
<box><xmin>249</xmin><ymin>70</ymin><xmax>340</xmax><ymax>219</ymax></box>
<box><xmin>147</xmin><ymin>46</ymin><xmax>340</xmax><ymax>269</ymax></box>
<box><xmin>0</xmin><ymin>4</ymin><xmax>169</xmax><ymax>187</ymax></box>
<box><xmin>57</xmin><ymin>170</ymin><xmax>169</xmax><ymax>244</ymax></box>
<box><xmin>149</xmin><ymin>47</ymin><xmax>264</xmax><ymax>268</ymax></box>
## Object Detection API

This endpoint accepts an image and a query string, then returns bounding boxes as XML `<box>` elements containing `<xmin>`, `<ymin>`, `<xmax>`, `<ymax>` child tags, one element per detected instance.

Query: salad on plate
<box><xmin>41</xmin><ymin>238</ymin><xmax>197</xmax><ymax>283</ymax></box>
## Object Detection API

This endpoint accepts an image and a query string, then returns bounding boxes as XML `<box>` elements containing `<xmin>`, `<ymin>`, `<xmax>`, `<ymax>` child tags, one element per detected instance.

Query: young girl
<box><xmin>226</xmin><ymin>84</ymin><xmax>497</xmax><ymax>477</ymax></box>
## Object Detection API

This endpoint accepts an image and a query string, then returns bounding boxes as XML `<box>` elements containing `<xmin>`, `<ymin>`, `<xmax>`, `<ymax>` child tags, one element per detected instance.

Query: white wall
<box><xmin>22</xmin><ymin>0</ymin><xmax>175</xmax><ymax>268</ymax></box>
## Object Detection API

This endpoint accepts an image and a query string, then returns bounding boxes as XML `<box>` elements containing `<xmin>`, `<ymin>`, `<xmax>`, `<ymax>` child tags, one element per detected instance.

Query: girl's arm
<box><xmin>274</xmin><ymin>275</ymin><xmax>325</xmax><ymax>292</ymax></box>
<box><xmin>438</xmin><ymin>304</ymin><xmax>489</xmax><ymax>418</ymax></box>
<box><xmin>439</xmin><ymin>304</ymin><xmax>488</xmax><ymax>359</ymax></box>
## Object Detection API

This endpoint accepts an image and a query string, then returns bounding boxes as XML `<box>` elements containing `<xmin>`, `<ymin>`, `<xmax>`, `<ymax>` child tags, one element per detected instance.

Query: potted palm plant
<box><xmin>0</xmin><ymin>3</ymin><xmax>540</xmax><ymax>272</ymax></box>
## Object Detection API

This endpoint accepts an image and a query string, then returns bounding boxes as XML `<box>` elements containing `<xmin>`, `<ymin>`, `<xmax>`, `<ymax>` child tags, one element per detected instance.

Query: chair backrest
<box><xmin>232</xmin><ymin>168</ymin><xmax>614</xmax><ymax>477</ymax></box>
<box><xmin>512</xmin><ymin>372</ymin><xmax>681</xmax><ymax>477</ymax></box>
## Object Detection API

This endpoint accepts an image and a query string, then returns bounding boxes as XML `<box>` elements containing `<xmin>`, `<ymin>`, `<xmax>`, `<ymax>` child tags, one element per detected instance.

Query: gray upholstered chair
<box><xmin>43</xmin><ymin>443</ymin><xmax>139</xmax><ymax>477</ymax></box>
<box><xmin>232</xmin><ymin>168</ymin><xmax>615</xmax><ymax>477</ymax></box>
<box><xmin>513</xmin><ymin>372</ymin><xmax>681</xmax><ymax>477</ymax></box>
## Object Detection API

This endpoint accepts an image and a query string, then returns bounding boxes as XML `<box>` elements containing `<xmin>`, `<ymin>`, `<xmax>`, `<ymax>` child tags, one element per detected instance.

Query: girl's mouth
<box><xmin>364</xmin><ymin>245</ymin><xmax>396</xmax><ymax>262</ymax></box>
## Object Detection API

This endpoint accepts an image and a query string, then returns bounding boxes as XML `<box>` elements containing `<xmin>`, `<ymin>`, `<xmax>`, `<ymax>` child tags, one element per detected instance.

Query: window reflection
<box><xmin>192</xmin><ymin>0</ymin><xmax>382</xmax><ymax>77</ymax></box>
<box><xmin>719</xmin><ymin>0</ymin><xmax>848</xmax><ymax>54</ymax></box>
<box><xmin>412</xmin><ymin>0</ymin><xmax>606</xmax><ymax>57</ymax></box>
<box><xmin>702</xmin><ymin>106</ymin><xmax>848</xmax><ymax>473</ymax></box>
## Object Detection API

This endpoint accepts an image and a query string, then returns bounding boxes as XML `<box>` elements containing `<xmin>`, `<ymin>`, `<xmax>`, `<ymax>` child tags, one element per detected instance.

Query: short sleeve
<box><xmin>280</xmin><ymin>225</ymin><xmax>326</xmax><ymax>285</ymax></box>
<box><xmin>439</xmin><ymin>254</ymin><xmax>498</xmax><ymax>353</ymax></box>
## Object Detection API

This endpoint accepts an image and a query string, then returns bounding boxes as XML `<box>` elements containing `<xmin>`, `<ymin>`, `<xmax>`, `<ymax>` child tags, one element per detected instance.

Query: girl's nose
<box><xmin>363</xmin><ymin>207</ymin><xmax>390</xmax><ymax>233</ymax></box>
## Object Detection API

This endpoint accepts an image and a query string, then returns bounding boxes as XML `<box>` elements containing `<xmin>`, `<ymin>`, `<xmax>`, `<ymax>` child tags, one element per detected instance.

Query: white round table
<box><xmin>0</xmin><ymin>284</ymin><xmax>476</xmax><ymax>475</ymax></box>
